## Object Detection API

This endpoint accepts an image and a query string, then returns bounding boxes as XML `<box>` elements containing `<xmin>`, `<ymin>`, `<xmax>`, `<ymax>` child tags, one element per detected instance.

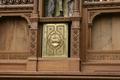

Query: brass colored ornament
<box><xmin>42</xmin><ymin>24</ymin><xmax>68</xmax><ymax>57</ymax></box>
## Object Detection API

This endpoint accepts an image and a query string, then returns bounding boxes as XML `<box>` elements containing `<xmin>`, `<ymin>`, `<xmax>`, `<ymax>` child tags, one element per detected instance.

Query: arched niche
<box><xmin>91</xmin><ymin>13</ymin><xmax>120</xmax><ymax>50</ymax></box>
<box><xmin>0</xmin><ymin>16</ymin><xmax>29</xmax><ymax>53</ymax></box>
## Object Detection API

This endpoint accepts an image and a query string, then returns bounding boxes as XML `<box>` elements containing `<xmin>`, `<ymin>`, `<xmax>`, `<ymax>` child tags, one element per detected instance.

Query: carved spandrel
<box><xmin>42</xmin><ymin>24</ymin><xmax>68</xmax><ymax>57</ymax></box>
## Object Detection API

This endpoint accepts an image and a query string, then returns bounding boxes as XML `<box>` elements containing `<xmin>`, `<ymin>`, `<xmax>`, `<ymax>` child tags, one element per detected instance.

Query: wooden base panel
<box><xmin>82</xmin><ymin>63</ymin><xmax>120</xmax><ymax>73</ymax></box>
<box><xmin>0</xmin><ymin>60</ymin><xmax>27</xmax><ymax>72</ymax></box>
<box><xmin>26</xmin><ymin>58</ymin><xmax>37</xmax><ymax>71</ymax></box>
<box><xmin>38</xmin><ymin>58</ymin><xmax>80</xmax><ymax>72</ymax></box>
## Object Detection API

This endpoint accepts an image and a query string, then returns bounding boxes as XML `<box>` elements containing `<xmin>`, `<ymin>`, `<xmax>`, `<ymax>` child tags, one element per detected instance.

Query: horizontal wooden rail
<box><xmin>0</xmin><ymin>0</ymin><xmax>33</xmax><ymax>5</ymax></box>
<box><xmin>84</xmin><ymin>0</ymin><xmax>118</xmax><ymax>2</ymax></box>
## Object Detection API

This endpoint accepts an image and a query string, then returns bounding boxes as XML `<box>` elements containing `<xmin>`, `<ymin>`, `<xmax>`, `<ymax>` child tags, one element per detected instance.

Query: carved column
<box><xmin>71</xmin><ymin>0</ymin><xmax>80</xmax><ymax>58</ymax></box>
<box><xmin>38</xmin><ymin>0</ymin><xmax>44</xmax><ymax>17</ymax></box>
<box><xmin>33</xmin><ymin>0</ymin><xmax>38</xmax><ymax>14</ymax></box>
<box><xmin>30</xmin><ymin>22</ymin><xmax>38</xmax><ymax>57</ymax></box>
<box><xmin>27</xmin><ymin>21</ymin><xmax>38</xmax><ymax>71</ymax></box>
<box><xmin>27</xmin><ymin>1</ymin><xmax>38</xmax><ymax>69</ymax></box>
<box><xmin>24</xmin><ymin>0</ymin><xmax>39</xmax><ymax>71</ymax></box>
<box><xmin>27</xmin><ymin>7</ymin><xmax>38</xmax><ymax>71</ymax></box>
<box><xmin>30</xmin><ymin>0</ymin><xmax>39</xmax><ymax>57</ymax></box>
<box><xmin>28</xmin><ymin>9</ymin><xmax>38</xmax><ymax>70</ymax></box>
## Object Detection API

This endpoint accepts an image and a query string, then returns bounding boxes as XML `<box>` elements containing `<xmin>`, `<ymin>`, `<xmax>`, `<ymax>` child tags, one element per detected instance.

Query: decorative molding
<box><xmin>88</xmin><ymin>9</ymin><xmax>120</xmax><ymax>25</ymax></box>
<box><xmin>84</xmin><ymin>1</ymin><xmax>120</xmax><ymax>8</ymax></box>
<box><xmin>0</xmin><ymin>52</ymin><xmax>30</xmax><ymax>60</ymax></box>
<box><xmin>1</xmin><ymin>0</ymin><xmax>33</xmax><ymax>5</ymax></box>
<box><xmin>0</xmin><ymin>0</ymin><xmax>34</xmax><ymax>14</ymax></box>
<box><xmin>86</xmin><ymin>52</ymin><xmax>120</xmax><ymax>61</ymax></box>
<box><xmin>84</xmin><ymin>1</ymin><xmax>120</xmax><ymax>25</ymax></box>
<box><xmin>40</xmin><ymin>17</ymin><xmax>71</xmax><ymax>22</ymax></box>
<box><xmin>0</xmin><ymin>5</ymin><xmax>33</xmax><ymax>12</ymax></box>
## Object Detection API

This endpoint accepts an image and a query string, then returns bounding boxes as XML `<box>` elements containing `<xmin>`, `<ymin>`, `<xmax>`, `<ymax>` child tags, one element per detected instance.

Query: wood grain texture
<box><xmin>92</xmin><ymin>14</ymin><xmax>120</xmax><ymax>50</ymax></box>
<box><xmin>0</xmin><ymin>17</ymin><xmax>29</xmax><ymax>52</ymax></box>
<box><xmin>112</xmin><ymin>14</ymin><xmax>120</xmax><ymax>50</ymax></box>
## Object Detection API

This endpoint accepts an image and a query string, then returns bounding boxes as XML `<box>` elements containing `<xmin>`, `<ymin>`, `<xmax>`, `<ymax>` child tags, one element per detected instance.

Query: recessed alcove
<box><xmin>83</xmin><ymin>13</ymin><xmax>120</xmax><ymax>72</ymax></box>
<box><xmin>92</xmin><ymin>13</ymin><xmax>120</xmax><ymax>50</ymax></box>
<box><xmin>0</xmin><ymin>16</ymin><xmax>29</xmax><ymax>53</ymax></box>
<box><xmin>0</xmin><ymin>16</ymin><xmax>30</xmax><ymax>71</ymax></box>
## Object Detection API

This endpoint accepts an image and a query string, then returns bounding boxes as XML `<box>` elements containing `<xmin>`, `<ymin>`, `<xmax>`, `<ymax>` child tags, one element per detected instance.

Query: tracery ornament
<box><xmin>0</xmin><ymin>0</ymin><xmax>33</xmax><ymax>5</ymax></box>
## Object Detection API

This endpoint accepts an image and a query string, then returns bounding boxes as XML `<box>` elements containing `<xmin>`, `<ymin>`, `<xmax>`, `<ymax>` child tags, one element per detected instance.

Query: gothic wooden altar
<box><xmin>0</xmin><ymin>0</ymin><xmax>120</xmax><ymax>80</ymax></box>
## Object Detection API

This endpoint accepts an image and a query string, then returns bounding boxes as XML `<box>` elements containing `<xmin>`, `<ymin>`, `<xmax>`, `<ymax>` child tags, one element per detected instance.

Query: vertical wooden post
<box><xmin>80</xmin><ymin>0</ymin><xmax>83</xmax><ymax>17</ymax></box>
<box><xmin>71</xmin><ymin>0</ymin><xmax>82</xmax><ymax>71</ymax></box>
<box><xmin>38</xmin><ymin>0</ymin><xmax>44</xmax><ymax>17</ymax></box>
<box><xmin>27</xmin><ymin>25</ymin><xmax>38</xmax><ymax>71</ymax></box>
<box><xmin>73</xmin><ymin>0</ymin><xmax>80</xmax><ymax>17</ymax></box>
<box><xmin>71</xmin><ymin>0</ymin><xmax>80</xmax><ymax>58</ymax></box>
<box><xmin>29</xmin><ymin>0</ymin><xmax>39</xmax><ymax>57</ymax></box>
<box><xmin>27</xmin><ymin>0</ymin><xmax>39</xmax><ymax>71</ymax></box>
<box><xmin>30</xmin><ymin>22</ymin><xmax>38</xmax><ymax>57</ymax></box>
<box><xmin>33</xmin><ymin>0</ymin><xmax>38</xmax><ymax>14</ymax></box>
